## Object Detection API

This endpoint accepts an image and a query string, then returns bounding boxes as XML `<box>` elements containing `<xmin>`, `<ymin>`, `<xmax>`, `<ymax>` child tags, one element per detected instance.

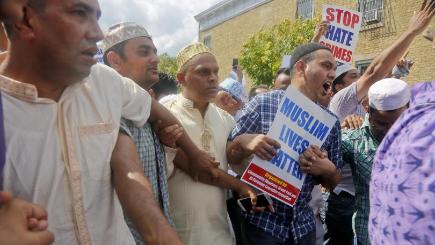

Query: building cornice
<box><xmin>195</xmin><ymin>0</ymin><xmax>272</xmax><ymax>32</ymax></box>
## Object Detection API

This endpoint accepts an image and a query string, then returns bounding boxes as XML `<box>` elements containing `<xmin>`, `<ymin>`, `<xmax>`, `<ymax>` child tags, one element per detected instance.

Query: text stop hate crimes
<box><xmin>320</xmin><ymin>6</ymin><xmax>362</xmax><ymax>63</ymax></box>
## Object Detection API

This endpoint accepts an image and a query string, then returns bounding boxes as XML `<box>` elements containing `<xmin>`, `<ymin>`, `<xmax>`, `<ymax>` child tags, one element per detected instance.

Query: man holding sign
<box><xmin>228</xmin><ymin>43</ymin><xmax>342</xmax><ymax>245</ymax></box>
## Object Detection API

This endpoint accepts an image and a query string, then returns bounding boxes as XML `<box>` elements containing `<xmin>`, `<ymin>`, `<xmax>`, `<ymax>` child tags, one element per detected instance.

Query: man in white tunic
<box><xmin>164</xmin><ymin>43</ymin><xmax>257</xmax><ymax>245</ymax></box>
<box><xmin>0</xmin><ymin>0</ymin><xmax>219</xmax><ymax>244</ymax></box>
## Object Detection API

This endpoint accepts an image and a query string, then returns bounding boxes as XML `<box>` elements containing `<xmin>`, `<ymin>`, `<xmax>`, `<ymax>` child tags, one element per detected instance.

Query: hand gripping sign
<box><xmin>241</xmin><ymin>87</ymin><xmax>337</xmax><ymax>206</ymax></box>
<box><xmin>319</xmin><ymin>5</ymin><xmax>363</xmax><ymax>63</ymax></box>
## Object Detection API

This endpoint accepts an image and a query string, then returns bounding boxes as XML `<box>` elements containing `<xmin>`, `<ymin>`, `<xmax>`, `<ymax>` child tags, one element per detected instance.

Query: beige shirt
<box><xmin>1</xmin><ymin>64</ymin><xmax>151</xmax><ymax>245</ymax></box>
<box><xmin>164</xmin><ymin>95</ymin><xmax>236</xmax><ymax>245</ymax></box>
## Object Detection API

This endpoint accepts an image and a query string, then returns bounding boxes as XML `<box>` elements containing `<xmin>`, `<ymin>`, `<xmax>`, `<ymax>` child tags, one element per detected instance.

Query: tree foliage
<box><xmin>240</xmin><ymin>18</ymin><xmax>319</xmax><ymax>86</ymax></box>
<box><xmin>158</xmin><ymin>53</ymin><xmax>178</xmax><ymax>77</ymax></box>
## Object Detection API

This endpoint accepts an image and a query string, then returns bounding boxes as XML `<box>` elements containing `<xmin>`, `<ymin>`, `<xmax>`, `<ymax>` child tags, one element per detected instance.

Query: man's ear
<box><xmin>176</xmin><ymin>72</ymin><xmax>186</xmax><ymax>86</ymax></box>
<box><xmin>12</xmin><ymin>5</ymin><xmax>41</xmax><ymax>40</ymax></box>
<box><xmin>148</xmin><ymin>89</ymin><xmax>156</xmax><ymax>100</ymax></box>
<box><xmin>106</xmin><ymin>51</ymin><xmax>123</xmax><ymax>72</ymax></box>
<box><xmin>294</xmin><ymin>60</ymin><xmax>306</xmax><ymax>77</ymax></box>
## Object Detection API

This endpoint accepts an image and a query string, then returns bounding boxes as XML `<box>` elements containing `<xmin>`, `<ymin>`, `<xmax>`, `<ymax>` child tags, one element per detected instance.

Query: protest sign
<box><xmin>280</xmin><ymin>55</ymin><xmax>292</xmax><ymax>68</ymax></box>
<box><xmin>241</xmin><ymin>87</ymin><xmax>337</xmax><ymax>206</ymax></box>
<box><xmin>319</xmin><ymin>5</ymin><xmax>363</xmax><ymax>63</ymax></box>
<box><xmin>94</xmin><ymin>45</ymin><xmax>104</xmax><ymax>64</ymax></box>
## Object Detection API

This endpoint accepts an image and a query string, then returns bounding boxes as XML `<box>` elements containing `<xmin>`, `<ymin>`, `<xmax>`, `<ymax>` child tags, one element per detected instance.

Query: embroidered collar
<box><xmin>0</xmin><ymin>74</ymin><xmax>84</xmax><ymax>103</ymax></box>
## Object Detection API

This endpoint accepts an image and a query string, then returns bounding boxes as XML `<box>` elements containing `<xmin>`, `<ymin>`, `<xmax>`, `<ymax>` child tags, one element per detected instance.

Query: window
<box><xmin>356</xmin><ymin>59</ymin><xmax>373</xmax><ymax>74</ymax></box>
<box><xmin>203</xmin><ymin>35</ymin><xmax>211</xmax><ymax>49</ymax></box>
<box><xmin>358</xmin><ymin>0</ymin><xmax>384</xmax><ymax>27</ymax></box>
<box><xmin>296</xmin><ymin>0</ymin><xmax>313</xmax><ymax>20</ymax></box>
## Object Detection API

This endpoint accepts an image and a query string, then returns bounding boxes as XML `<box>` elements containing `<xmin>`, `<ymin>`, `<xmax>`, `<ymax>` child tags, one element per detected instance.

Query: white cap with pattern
<box><xmin>368</xmin><ymin>78</ymin><xmax>411</xmax><ymax>111</ymax></box>
<box><xmin>101</xmin><ymin>22</ymin><xmax>151</xmax><ymax>53</ymax></box>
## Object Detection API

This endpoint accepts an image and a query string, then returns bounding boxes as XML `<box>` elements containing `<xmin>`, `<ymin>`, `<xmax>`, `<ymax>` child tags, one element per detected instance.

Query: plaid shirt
<box><xmin>229</xmin><ymin>90</ymin><xmax>343</xmax><ymax>242</ymax></box>
<box><xmin>342</xmin><ymin>115</ymin><xmax>379</xmax><ymax>245</ymax></box>
<box><xmin>120</xmin><ymin>120</ymin><xmax>173</xmax><ymax>245</ymax></box>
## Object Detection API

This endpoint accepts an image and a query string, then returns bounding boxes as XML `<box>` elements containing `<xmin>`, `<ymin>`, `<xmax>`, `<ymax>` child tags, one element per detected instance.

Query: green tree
<box><xmin>158</xmin><ymin>53</ymin><xmax>178</xmax><ymax>77</ymax></box>
<box><xmin>240</xmin><ymin>18</ymin><xmax>319</xmax><ymax>86</ymax></box>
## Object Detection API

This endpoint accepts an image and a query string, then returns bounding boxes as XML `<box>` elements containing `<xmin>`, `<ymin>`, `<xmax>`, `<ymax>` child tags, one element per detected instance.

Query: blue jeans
<box><xmin>324</xmin><ymin>192</ymin><xmax>355</xmax><ymax>245</ymax></box>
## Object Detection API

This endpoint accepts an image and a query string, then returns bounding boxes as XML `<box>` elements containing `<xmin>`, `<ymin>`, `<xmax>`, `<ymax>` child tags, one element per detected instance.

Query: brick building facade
<box><xmin>195</xmin><ymin>0</ymin><xmax>434</xmax><ymax>84</ymax></box>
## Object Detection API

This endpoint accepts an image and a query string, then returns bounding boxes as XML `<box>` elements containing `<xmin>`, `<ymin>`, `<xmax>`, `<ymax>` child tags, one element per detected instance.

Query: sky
<box><xmin>99</xmin><ymin>0</ymin><xmax>222</xmax><ymax>56</ymax></box>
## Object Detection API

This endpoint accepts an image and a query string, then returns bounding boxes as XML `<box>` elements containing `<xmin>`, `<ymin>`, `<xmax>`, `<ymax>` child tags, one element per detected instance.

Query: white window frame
<box><xmin>203</xmin><ymin>35</ymin><xmax>212</xmax><ymax>49</ymax></box>
<box><xmin>356</xmin><ymin>59</ymin><xmax>373</xmax><ymax>75</ymax></box>
<box><xmin>296</xmin><ymin>0</ymin><xmax>313</xmax><ymax>20</ymax></box>
<box><xmin>358</xmin><ymin>0</ymin><xmax>384</xmax><ymax>28</ymax></box>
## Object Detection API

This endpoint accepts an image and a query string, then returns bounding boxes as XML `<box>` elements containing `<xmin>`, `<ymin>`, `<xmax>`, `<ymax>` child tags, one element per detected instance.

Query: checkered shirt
<box><xmin>120</xmin><ymin>120</ymin><xmax>173</xmax><ymax>245</ymax></box>
<box><xmin>342</xmin><ymin>115</ymin><xmax>379</xmax><ymax>245</ymax></box>
<box><xmin>229</xmin><ymin>90</ymin><xmax>343</xmax><ymax>242</ymax></box>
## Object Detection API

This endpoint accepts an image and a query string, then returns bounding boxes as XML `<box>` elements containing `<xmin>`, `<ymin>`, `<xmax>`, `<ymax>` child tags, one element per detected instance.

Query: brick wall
<box><xmin>199</xmin><ymin>0</ymin><xmax>435</xmax><ymax>85</ymax></box>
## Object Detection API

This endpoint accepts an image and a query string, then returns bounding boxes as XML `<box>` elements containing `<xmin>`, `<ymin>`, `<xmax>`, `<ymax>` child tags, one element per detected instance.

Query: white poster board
<box><xmin>241</xmin><ymin>87</ymin><xmax>337</xmax><ymax>206</ymax></box>
<box><xmin>319</xmin><ymin>5</ymin><xmax>363</xmax><ymax>63</ymax></box>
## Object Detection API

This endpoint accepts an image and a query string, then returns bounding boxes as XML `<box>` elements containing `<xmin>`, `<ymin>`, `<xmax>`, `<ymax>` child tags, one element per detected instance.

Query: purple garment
<box><xmin>0</xmin><ymin>92</ymin><xmax>5</xmax><ymax>189</ymax></box>
<box><xmin>369</xmin><ymin>81</ymin><xmax>435</xmax><ymax>244</ymax></box>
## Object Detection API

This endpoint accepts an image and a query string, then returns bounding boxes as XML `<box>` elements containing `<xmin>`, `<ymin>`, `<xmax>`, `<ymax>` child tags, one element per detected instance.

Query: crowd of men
<box><xmin>0</xmin><ymin>0</ymin><xmax>434</xmax><ymax>245</ymax></box>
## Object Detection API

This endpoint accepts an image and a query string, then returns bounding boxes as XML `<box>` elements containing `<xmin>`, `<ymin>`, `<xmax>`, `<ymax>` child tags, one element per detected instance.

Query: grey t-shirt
<box><xmin>329</xmin><ymin>82</ymin><xmax>365</xmax><ymax>122</ymax></box>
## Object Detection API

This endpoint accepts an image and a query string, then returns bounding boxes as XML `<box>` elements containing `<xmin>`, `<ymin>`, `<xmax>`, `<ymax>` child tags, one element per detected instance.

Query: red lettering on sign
<box><xmin>326</xmin><ymin>7</ymin><xmax>360</xmax><ymax>29</ymax></box>
<box><xmin>326</xmin><ymin>8</ymin><xmax>335</xmax><ymax>22</ymax></box>
<box><xmin>319</xmin><ymin>41</ymin><xmax>353</xmax><ymax>63</ymax></box>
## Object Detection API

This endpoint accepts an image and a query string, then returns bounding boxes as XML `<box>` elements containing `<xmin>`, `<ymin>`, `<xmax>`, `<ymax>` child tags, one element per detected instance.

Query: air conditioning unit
<box><xmin>364</xmin><ymin>9</ymin><xmax>380</xmax><ymax>24</ymax></box>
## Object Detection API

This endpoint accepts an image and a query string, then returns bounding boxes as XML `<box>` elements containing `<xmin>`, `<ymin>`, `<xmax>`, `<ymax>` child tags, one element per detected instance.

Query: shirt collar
<box><xmin>177</xmin><ymin>94</ymin><xmax>211</xmax><ymax>112</ymax></box>
<box><xmin>410</xmin><ymin>81</ymin><xmax>435</xmax><ymax>107</ymax></box>
<box><xmin>0</xmin><ymin>74</ymin><xmax>84</xmax><ymax>103</ymax></box>
<box><xmin>362</xmin><ymin>113</ymin><xmax>370</xmax><ymax>128</ymax></box>
<box><xmin>0</xmin><ymin>74</ymin><xmax>39</xmax><ymax>102</ymax></box>
<box><xmin>363</xmin><ymin>113</ymin><xmax>380</xmax><ymax>145</ymax></box>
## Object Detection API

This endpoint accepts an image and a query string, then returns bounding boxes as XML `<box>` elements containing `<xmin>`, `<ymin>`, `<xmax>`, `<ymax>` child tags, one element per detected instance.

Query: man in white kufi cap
<box><xmin>102</xmin><ymin>22</ymin><xmax>183</xmax><ymax>245</ymax></box>
<box><xmin>340</xmin><ymin>78</ymin><xmax>410</xmax><ymax>245</ymax></box>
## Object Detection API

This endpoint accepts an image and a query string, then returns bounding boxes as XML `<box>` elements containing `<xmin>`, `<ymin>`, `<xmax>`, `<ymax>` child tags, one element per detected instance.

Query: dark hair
<box><xmin>289</xmin><ymin>52</ymin><xmax>316</xmax><ymax>78</ymax></box>
<box><xmin>332</xmin><ymin>72</ymin><xmax>347</xmax><ymax>94</ymax></box>
<box><xmin>28</xmin><ymin>0</ymin><xmax>46</xmax><ymax>11</ymax></box>
<box><xmin>103</xmin><ymin>41</ymin><xmax>127</xmax><ymax>66</ymax></box>
<box><xmin>249</xmin><ymin>84</ymin><xmax>269</xmax><ymax>99</ymax></box>
<box><xmin>152</xmin><ymin>72</ymin><xmax>178</xmax><ymax>99</ymax></box>
<box><xmin>274</xmin><ymin>68</ymin><xmax>291</xmax><ymax>81</ymax></box>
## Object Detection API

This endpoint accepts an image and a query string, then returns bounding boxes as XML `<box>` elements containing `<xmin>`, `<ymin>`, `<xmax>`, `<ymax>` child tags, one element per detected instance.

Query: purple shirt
<box><xmin>0</xmin><ymin>92</ymin><xmax>5</xmax><ymax>189</ymax></box>
<box><xmin>369</xmin><ymin>81</ymin><xmax>435</xmax><ymax>244</ymax></box>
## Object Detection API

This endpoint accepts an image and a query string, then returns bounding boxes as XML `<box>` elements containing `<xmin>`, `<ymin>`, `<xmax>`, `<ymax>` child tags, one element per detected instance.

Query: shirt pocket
<box><xmin>78</xmin><ymin>122</ymin><xmax>116</xmax><ymax>181</ymax></box>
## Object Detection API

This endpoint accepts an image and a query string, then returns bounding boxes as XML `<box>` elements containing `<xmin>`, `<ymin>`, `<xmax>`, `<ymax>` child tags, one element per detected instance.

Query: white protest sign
<box><xmin>319</xmin><ymin>5</ymin><xmax>363</xmax><ymax>63</ymax></box>
<box><xmin>280</xmin><ymin>55</ymin><xmax>292</xmax><ymax>68</ymax></box>
<box><xmin>94</xmin><ymin>44</ymin><xmax>104</xmax><ymax>64</ymax></box>
<box><xmin>241</xmin><ymin>87</ymin><xmax>337</xmax><ymax>206</ymax></box>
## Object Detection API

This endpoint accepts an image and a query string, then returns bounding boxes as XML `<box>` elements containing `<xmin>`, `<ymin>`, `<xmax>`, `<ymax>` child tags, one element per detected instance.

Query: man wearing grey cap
<box><xmin>341</xmin><ymin>78</ymin><xmax>410</xmax><ymax>245</ymax></box>
<box><xmin>228</xmin><ymin>42</ymin><xmax>343</xmax><ymax>245</ymax></box>
<box><xmin>102</xmin><ymin>22</ymin><xmax>181</xmax><ymax>245</ymax></box>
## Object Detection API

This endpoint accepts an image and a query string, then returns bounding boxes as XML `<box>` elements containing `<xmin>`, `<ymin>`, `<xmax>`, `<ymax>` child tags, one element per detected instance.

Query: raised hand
<box><xmin>312</xmin><ymin>20</ymin><xmax>330</xmax><ymax>43</ymax></box>
<box><xmin>407</xmin><ymin>0</ymin><xmax>435</xmax><ymax>35</ymax></box>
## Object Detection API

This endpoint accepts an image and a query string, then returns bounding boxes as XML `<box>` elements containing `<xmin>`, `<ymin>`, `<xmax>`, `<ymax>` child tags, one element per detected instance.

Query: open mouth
<box><xmin>322</xmin><ymin>81</ymin><xmax>331</xmax><ymax>94</ymax></box>
<box><xmin>82</xmin><ymin>46</ymin><xmax>98</xmax><ymax>58</ymax></box>
<box><xmin>148</xmin><ymin>67</ymin><xmax>159</xmax><ymax>73</ymax></box>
